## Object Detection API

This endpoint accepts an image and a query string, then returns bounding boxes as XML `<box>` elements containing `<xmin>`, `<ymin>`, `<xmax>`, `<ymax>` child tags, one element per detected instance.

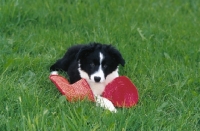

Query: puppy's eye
<box><xmin>90</xmin><ymin>63</ymin><xmax>95</xmax><ymax>68</ymax></box>
<box><xmin>103</xmin><ymin>64</ymin><xmax>107</xmax><ymax>69</ymax></box>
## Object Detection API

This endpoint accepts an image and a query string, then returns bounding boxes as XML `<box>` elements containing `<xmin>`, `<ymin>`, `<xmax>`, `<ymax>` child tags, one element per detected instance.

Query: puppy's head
<box><xmin>76</xmin><ymin>43</ymin><xmax>125</xmax><ymax>84</ymax></box>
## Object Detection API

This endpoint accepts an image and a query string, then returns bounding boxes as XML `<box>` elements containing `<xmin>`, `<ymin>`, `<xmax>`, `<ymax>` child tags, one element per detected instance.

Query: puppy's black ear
<box><xmin>108</xmin><ymin>45</ymin><xmax>125</xmax><ymax>66</ymax></box>
<box><xmin>76</xmin><ymin>45</ymin><xmax>93</xmax><ymax>61</ymax></box>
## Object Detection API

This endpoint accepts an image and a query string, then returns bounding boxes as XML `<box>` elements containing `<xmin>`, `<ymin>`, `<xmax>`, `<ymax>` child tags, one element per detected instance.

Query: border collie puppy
<box><xmin>50</xmin><ymin>42</ymin><xmax>125</xmax><ymax>112</ymax></box>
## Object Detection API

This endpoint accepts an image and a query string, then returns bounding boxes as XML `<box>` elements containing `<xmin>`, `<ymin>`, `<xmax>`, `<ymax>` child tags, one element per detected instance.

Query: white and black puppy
<box><xmin>50</xmin><ymin>42</ymin><xmax>125</xmax><ymax>112</ymax></box>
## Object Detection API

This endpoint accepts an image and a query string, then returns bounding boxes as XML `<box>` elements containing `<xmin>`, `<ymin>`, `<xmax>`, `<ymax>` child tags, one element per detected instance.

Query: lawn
<box><xmin>0</xmin><ymin>0</ymin><xmax>200</xmax><ymax>130</ymax></box>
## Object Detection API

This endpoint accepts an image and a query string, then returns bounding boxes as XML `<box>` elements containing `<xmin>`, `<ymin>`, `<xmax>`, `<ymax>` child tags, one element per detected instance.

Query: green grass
<box><xmin>0</xmin><ymin>0</ymin><xmax>200</xmax><ymax>130</ymax></box>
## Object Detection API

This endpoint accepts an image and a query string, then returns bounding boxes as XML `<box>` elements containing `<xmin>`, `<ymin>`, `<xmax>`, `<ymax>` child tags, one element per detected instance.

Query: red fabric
<box><xmin>102</xmin><ymin>76</ymin><xmax>139</xmax><ymax>108</ymax></box>
<box><xmin>49</xmin><ymin>75</ymin><xmax>139</xmax><ymax>108</ymax></box>
<box><xmin>49</xmin><ymin>74</ymin><xmax>95</xmax><ymax>102</ymax></box>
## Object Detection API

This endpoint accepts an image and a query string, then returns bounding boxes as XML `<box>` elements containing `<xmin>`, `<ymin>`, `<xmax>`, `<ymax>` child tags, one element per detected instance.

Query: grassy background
<box><xmin>0</xmin><ymin>0</ymin><xmax>200</xmax><ymax>130</ymax></box>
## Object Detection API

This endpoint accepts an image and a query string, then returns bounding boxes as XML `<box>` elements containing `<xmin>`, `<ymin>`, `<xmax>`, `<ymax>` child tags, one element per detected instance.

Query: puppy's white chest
<box><xmin>88</xmin><ymin>82</ymin><xmax>106</xmax><ymax>95</ymax></box>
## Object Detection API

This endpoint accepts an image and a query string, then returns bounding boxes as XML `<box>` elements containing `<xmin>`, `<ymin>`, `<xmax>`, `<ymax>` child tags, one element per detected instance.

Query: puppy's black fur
<box><xmin>50</xmin><ymin>42</ymin><xmax>125</xmax><ymax>84</ymax></box>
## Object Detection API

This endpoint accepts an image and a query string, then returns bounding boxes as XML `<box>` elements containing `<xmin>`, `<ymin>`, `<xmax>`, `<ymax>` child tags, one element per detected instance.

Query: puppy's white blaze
<box><xmin>90</xmin><ymin>52</ymin><xmax>105</xmax><ymax>83</ymax></box>
<box><xmin>99</xmin><ymin>52</ymin><xmax>104</xmax><ymax>63</ymax></box>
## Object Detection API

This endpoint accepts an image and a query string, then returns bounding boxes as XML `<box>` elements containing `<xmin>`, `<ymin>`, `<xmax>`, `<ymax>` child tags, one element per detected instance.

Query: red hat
<box><xmin>49</xmin><ymin>74</ymin><xmax>95</xmax><ymax>102</ymax></box>
<box><xmin>102</xmin><ymin>76</ymin><xmax>139</xmax><ymax>108</ymax></box>
<box><xmin>49</xmin><ymin>74</ymin><xmax>139</xmax><ymax>107</ymax></box>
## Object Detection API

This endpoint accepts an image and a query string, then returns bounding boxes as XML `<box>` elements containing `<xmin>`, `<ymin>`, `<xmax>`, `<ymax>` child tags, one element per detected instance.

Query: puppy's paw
<box><xmin>95</xmin><ymin>95</ymin><xmax>117</xmax><ymax>113</ymax></box>
<box><xmin>50</xmin><ymin>71</ymin><xmax>58</xmax><ymax>75</ymax></box>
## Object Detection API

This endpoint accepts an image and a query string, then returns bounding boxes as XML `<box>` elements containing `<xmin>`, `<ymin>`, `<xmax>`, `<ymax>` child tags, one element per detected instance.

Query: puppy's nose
<box><xmin>94</xmin><ymin>76</ymin><xmax>101</xmax><ymax>82</ymax></box>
